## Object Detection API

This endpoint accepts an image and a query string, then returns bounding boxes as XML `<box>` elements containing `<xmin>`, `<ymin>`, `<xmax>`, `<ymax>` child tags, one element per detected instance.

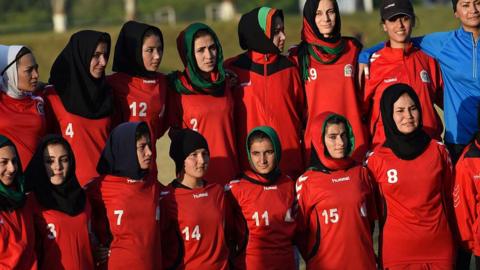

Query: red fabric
<box><xmin>225</xmin><ymin>51</ymin><xmax>306</xmax><ymax>179</ymax></box>
<box><xmin>107</xmin><ymin>72</ymin><xmax>168</xmax><ymax>176</ymax></box>
<box><xmin>43</xmin><ymin>86</ymin><xmax>111</xmax><ymax>186</ymax></box>
<box><xmin>86</xmin><ymin>174</ymin><xmax>162</xmax><ymax>270</ymax></box>
<box><xmin>0</xmin><ymin>90</ymin><xmax>46</xmax><ymax>167</ymax></box>
<box><xmin>453</xmin><ymin>141</ymin><xmax>480</xmax><ymax>255</ymax></box>
<box><xmin>228</xmin><ymin>171</ymin><xmax>296</xmax><ymax>270</ymax></box>
<box><xmin>366</xmin><ymin>140</ymin><xmax>455</xmax><ymax>267</ymax></box>
<box><xmin>161</xmin><ymin>182</ymin><xmax>230</xmax><ymax>270</ymax></box>
<box><xmin>364</xmin><ymin>43</ymin><xmax>443</xmax><ymax>147</ymax></box>
<box><xmin>0</xmin><ymin>196</ymin><xmax>37</xmax><ymax>270</ymax></box>
<box><xmin>167</xmin><ymin>84</ymin><xmax>239</xmax><ymax>184</ymax></box>
<box><xmin>289</xmin><ymin>39</ymin><xmax>369</xmax><ymax>163</ymax></box>
<box><xmin>31</xmin><ymin>194</ymin><xmax>94</xmax><ymax>270</ymax></box>
<box><xmin>295</xmin><ymin>166</ymin><xmax>376</xmax><ymax>269</ymax></box>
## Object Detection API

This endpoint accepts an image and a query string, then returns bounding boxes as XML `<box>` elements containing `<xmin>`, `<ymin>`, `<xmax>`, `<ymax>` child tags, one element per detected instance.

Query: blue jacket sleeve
<box><xmin>412</xmin><ymin>32</ymin><xmax>448</xmax><ymax>59</ymax></box>
<box><xmin>358</xmin><ymin>42</ymin><xmax>385</xmax><ymax>63</ymax></box>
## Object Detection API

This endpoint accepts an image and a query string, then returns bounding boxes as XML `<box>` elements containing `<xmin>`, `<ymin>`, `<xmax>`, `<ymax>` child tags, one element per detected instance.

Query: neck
<box><xmin>180</xmin><ymin>174</ymin><xmax>204</xmax><ymax>189</ymax></box>
<box><xmin>389</xmin><ymin>39</ymin><xmax>409</xmax><ymax>50</ymax></box>
<box><xmin>199</xmin><ymin>71</ymin><xmax>211</xmax><ymax>81</ymax></box>
<box><xmin>463</xmin><ymin>25</ymin><xmax>480</xmax><ymax>40</ymax></box>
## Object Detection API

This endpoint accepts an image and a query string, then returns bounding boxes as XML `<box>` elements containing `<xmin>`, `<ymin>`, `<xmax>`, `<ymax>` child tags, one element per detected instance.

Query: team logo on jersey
<box><xmin>384</xmin><ymin>77</ymin><xmax>397</xmax><ymax>83</ymax></box>
<box><xmin>420</xmin><ymin>70</ymin><xmax>431</xmax><ymax>83</ymax></box>
<box><xmin>331</xmin><ymin>176</ymin><xmax>350</xmax><ymax>183</ymax></box>
<box><xmin>36</xmin><ymin>101</ymin><xmax>45</xmax><ymax>115</ymax></box>
<box><xmin>344</xmin><ymin>64</ymin><xmax>353</xmax><ymax>77</ymax></box>
<box><xmin>193</xmin><ymin>192</ymin><xmax>208</xmax><ymax>199</ymax></box>
<box><xmin>360</xmin><ymin>202</ymin><xmax>367</xmax><ymax>217</ymax></box>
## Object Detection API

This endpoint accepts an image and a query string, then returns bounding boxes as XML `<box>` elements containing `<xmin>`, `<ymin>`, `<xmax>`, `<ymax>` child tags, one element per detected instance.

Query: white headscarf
<box><xmin>0</xmin><ymin>45</ymin><xmax>27</xmax><ymax>99</ymax></box>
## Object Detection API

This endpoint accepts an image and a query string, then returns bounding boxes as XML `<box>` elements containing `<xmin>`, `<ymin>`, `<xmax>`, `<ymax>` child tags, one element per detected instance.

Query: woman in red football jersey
<box><xmin>167</xmin><ymin>22</ymin><xmax>239</xmax><ymax>184</ymax></box>
<box><xmin>296</xmin><ymin>113</ymin><xmax>376</xmax><ymax>270</ymax></box>
<box><xmin>25</xmin><ymin>135</ymin><xmax>94</xmax><ymax>270</ymax></box>
<box><xmin>366</xmin><ymin>83</ymin><xmax>454</xmax><ymax>269</ymax></box>
<box><xmin>0</xmin><ymin>45</ymin><xmax>45</xmax><ymax>168</ymax></box>
<box><xmin>108</xmin><ymin>20</ymin><xmax>168</xmax><ymax>177</ymax></box>
<box><xmin>228</xmin><ymin>126</ymin><xmax>297</xmax><ymax>270</ymax></box>
<box><xmin>161</xmin><ymin>128</ymin><xmax>231</xmax><ymax>270</ymax></box>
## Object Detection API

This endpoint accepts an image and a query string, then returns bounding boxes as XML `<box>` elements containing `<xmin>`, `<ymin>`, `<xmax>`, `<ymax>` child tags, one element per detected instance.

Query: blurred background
<box><xmin>0</xmin><ymin>0</ymin><xmax>457</xmax><ymax>184</ymax></box>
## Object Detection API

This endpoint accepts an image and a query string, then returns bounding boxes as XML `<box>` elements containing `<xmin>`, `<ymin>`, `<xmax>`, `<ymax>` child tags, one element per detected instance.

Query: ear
<box><xmin>382</xmin><ymin>23</ymin><xmax>388</xmax><ymax>32</ymax></box>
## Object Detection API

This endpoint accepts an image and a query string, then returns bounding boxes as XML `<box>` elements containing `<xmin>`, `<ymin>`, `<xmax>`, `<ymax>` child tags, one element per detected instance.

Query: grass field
<box><xmin>0</xmin><ymin>4</ymin><xmax>458</xmax><ymax>184</ymax></box>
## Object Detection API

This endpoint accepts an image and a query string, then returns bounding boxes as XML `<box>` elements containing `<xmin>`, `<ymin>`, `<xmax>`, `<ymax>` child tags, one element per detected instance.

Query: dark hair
<box><xmin>1</xmin><ymin>47</ymin><xmax>32</xmax><ymax>76</ymax></box>
<box><xmin>193</xmin><ymin>29</ymin><xmax>214</xmax><ymax>42</ymax></box>
<box><xmin>143</xmin><ymin>28</ymin><xmax>163</xmax><ymax>50</ymax></box>
<box><xmin>135</xmin><ymin>123</ymin><xmax>150</xmax><ymax>142</ymax></box>
<box><xmin>247</xmin><ymin>130</ymin><xmax>272</xmax><ymax>150</ymax></box>
<box><xmin>452</xmin><ymin>0</ymin><xmax>458</xmax><ymax>12</ymax></box>
<box><xmin>325</xmin><ymin>115</ymin><xmax>347</xmax><ymax>127</ymax></box>
<box><xmin>45</xmin><ymin>138</ymin><xmax>69</xmax><ymax>150</ymax></box>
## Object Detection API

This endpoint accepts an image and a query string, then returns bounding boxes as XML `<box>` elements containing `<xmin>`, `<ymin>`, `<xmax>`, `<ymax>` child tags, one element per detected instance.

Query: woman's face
<box><xmin>184</xmin><ymin>148</ymin><xmax>209</xmax><ymax>180</ymax></box>
<box><xmin>315</xmin><ymin>0</ymin><xmax>336</xmax><ymax>38</ymax></box>
<box><xmin>455</xmin><ymin>0</ymin><xmax>480</xmax><ymax>31</ymax></box>
<box><xmin>249</xmin><ymin>138</ymin><xmax>276</xmax><ymax>174</ymax></box>
<box><xmin>89</xmin><ymin>42</ymin><xmax>109</xmax><ymax>79</ymax></box>
<box><xmin>194</xmin><ymin>33</ymin><xmax>217</xmax><ymax>75</ymax></box>
<box><xmin>142</xmin><ymin>35</ymin><xmax>163</xmax><ymax>72</ymax></box>
<box><xmin>272</xmin><ymin>16</ymin><xmax>286</xmax><ymax>52</ymax></box>
<box><xmin>392</xmin><ymin>93</ymin><xmax>420</xmax><ymax>135</ymax></box>
<box><xmin>16</xmin><ymin>53</ymin><xmax>39</xmax><ymax>92</ymax></box>
<box><xmin>382</xmin><ymin>15</ymin><xmax>413</xmax><ymax>48</ymax></box>
<box><xmin>43</xmin><ymin>143</ymin><xmax>69</xmax><ymax>186</ymax></box>
<box><xmin>136</xmin><ymin>135</ymin><xmax>152</xmax><ymax>170</ymax></box>
<box><xmin>324</xmin><ymin>122</ymin><xmax>348</xmax><ymax>159</ymax></box>
<box><xmin>0</xmin><ymin>145</ymin><xmax>17</xmax><ymax>187</ymax></box>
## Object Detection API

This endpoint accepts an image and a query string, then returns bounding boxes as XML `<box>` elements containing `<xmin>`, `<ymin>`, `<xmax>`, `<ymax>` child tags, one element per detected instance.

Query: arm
<box><xmin>453</xmin><ymin>158</ymin><xmax>479</xmax><ymax>253</ymax></box>
<box><xmin>412</xmin><ymin>33</ymin><xmax>446</xmax><ymax>59</ymax></box>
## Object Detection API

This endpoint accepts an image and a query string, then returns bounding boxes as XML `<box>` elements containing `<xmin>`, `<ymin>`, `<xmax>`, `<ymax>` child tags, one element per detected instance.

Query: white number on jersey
<box><xmin>322</xmin><ymin>208</ymin><xmax>339</xmax><ymax>224</ymax></box>
<box><xmin>308</xmin><ymin>68</ymin><xmax>317</xmax><ymax>81</ymax></box>
<box><xmin>47</xmin><ymin>223</ymin><xmax>57</xmax><ymax>239</ymax></box>
<box><xmin>182</xmin><ymin>225</ymin><xmax>201</xmax><ymax>241</ymax></box>
<box><xmin>387</xmin><ymin>169</ymin><xmax>398</xmax><ymax>184</ymax></box>
<box><xmin>252</xmin><ymin>211</ymin><xmax>270</xmax><ymax>226</ymax></box>
<box><xmin>114</xmin><ymin>210</ymin><xmax>124</xmax><ymax>225</ymax></box>
<box><xmin>129</xmin><ymin>102</ymin><xmax>148</xmax><ymax>117</ymax></box>
<box><xmin>65</xmin><ymin>123</ymin><xmax>74</xmax><ymax>138</ymax></box>
<box><xmin>190</xmin><ymin>118</ymin><xmax>199</xmax><ymax>131</ymax></box>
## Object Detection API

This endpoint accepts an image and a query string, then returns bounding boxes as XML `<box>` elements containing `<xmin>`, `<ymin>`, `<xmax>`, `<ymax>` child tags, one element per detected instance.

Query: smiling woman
<box><xmin>0</xmin><ymin>45</ymin><xmax>46</xmax><ymax>168</ymax></box>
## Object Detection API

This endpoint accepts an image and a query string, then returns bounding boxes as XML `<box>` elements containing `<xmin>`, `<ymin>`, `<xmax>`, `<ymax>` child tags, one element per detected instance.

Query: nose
<box><xmin>335</xmin><ymin>136</ymin><xmax>345</xmax><ymax>147</ymax></box>
<box><xmin>32</xmin><ymin>68</ymin><xmax>39</xmax><ymax>79</ymax></box>
<box><xmin>472</xmin><ymin>3</ymin><xmax>479</xmax><ymax>13</ymax></box>
<box><xmin>7</xmin><ymin>161</ymin><xmax>16</xmax><ymax>174</ymax></box>
<box><xmin>99</xmin><ymin>55</ymin><xmax>107</xmax><ymax>67</ymax></box>
<box><xmin>153</xmin><ymin>49</ymin><xmax>160</xmax><ymax>60</ymax></box>
<box><xmin>144</xmin><ymin>145</ymin><xmax>152</xmax><ymax>158</ymax></box>
<box><xmin>279</xmin><ymin>31</ymin><xmax>286</xmax><ymax>42</ymax></box>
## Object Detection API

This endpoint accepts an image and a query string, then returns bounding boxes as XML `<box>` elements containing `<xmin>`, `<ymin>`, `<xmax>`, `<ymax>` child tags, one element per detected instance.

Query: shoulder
<box><xmin>343</xmin><ymin>36</ymin><xmax>363</xmax><ymax>50</ymax></box>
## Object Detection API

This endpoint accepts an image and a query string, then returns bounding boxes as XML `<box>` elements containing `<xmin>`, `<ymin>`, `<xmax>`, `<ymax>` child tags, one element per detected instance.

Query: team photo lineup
<box><xmin>1</xmin><ymin>0</ymin><xmax>480</xmax><ymax>269</ymax></box>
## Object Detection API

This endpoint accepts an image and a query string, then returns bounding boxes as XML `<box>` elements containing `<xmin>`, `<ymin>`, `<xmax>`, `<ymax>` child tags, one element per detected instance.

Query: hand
<box><xmin>358</xmin><ymin>63</ymin><xmax>370</xmax><ymax>87</ymax></box>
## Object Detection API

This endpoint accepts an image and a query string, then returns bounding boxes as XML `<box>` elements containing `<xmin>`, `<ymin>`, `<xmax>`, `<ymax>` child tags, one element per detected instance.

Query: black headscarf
<box><xmin>25</xmin><ymin>135</ymin><xmax>85</xmax><ymax>216</ymax></box>
<box><xmin>168</xmin><ymin>128</ymin><xmax>209</xmax><ymax>175</ymax></box>
<box><xmin>49</xmin><ymin>30</ymin><xmax>113</xmax><ymax>119</ymax></box>
<box><xmin>0</xmin><ymin>135</ymin><xmax>26</xmax><ymax>211</ymax></box>
<box><xmin>238</xmin><ymin>7</ymin><xmax>283</xmax><ymax>54</ymax></box>
<box><xmin>97</xmin><ymin>122</ymin><xmax>150</xmax><ymax>180</ymax></box>
<box><xmin>380</xmin><ymin>83</ymin><xmax>431</xmax><ymax>160</ymax></box>
<box><xmin>112</xmin><ymin>21</ymin><xmax>163</xmax><ymax>78</ymax></box>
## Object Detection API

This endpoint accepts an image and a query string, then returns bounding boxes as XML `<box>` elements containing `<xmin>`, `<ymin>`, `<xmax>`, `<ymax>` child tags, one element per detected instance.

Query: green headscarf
<box><xmin>168</xmin><ymin>23</ymin><xmax>226</xmax><ymax>96</ymax></box>
<box><xmin>246</xmin><ymin>126</ymin><xmax>282</xmax><ymax>181</ymax></box>
<box><xmin>0</xmin><ymin>135</ymin><xmax>26</xmax><ymax>211</ymax></box>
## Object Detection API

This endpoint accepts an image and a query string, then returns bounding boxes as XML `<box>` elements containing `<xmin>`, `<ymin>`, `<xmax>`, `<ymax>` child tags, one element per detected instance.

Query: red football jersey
<box><xmin>366</xmin><ymin>140</ymin><xmax>455</xmax><ymax>268</ymax></box>
<box><xmin>167</xmin><ymin>86</ymin><xmax>239</xmax><ymax>184</ymax></box>
<box><xmin>228</xmin><ymin>171</ymin><xmax>296</xmax><ymax>270</ymax></box>
<box><xmin>0</xmin><ymin>197</ymin><xmax>37</xmax><ymax>270</ymax></box>
<box><xmin>107</xmin><ymin>72</ymin><xmax>168</xmax><ymax>176</ymax></box>
<box><xmin>43</xmin><ymin>86</ymin><xmax>111</xmax><ymax>186</ymax></box>
<box><xmin>453</xmin><ymin>140</ymin><xmax>480</xmax><ymax>255</ymax></box>
<box><xmin>295</xmin><ymin>166</ymin><xmax>376</xmax><ymax>269</ymax></box>
<box><xmin>86</xmin><ymin>174</ymin><xmax>162</xmax><ymax>270</ymax></box>
<box><xmin>161</xmin><ymin>182</ymin><xmax>230</xmax><ymax>270</ymax></box>
<box><xmin>364</xmin><ymin>43</ymin><xmax>443</xmax><ymax>147</ymax></box>
<box><xmin>0</xmin><ymin>90</ymin><xmax>46</xmax><ymax>167</ymax></box>
<box><xmin>225</xmin><ymin>51</ymin><xmax>306</xmax><ymax>179</ymax></box>
<box><xmin>289</xmin><ymin>38</ymin><xmax>369</xmax><ymax>163</ymax></box>
<box><xmin>31</xmin><ymin>194</ymin><xmax>94</xmax><ymax>270</ymax></box>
